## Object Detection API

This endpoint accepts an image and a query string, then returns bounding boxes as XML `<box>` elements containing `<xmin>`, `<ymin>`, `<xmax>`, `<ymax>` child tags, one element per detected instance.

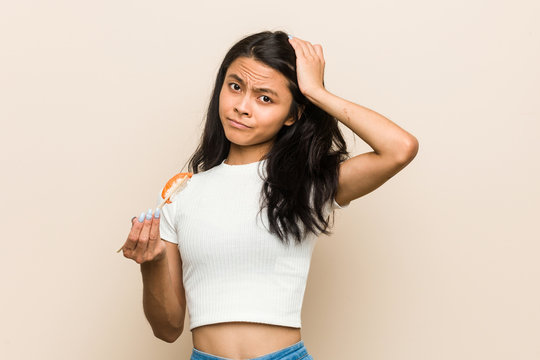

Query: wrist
<box><xmin>305</xmin><ymin>87</ymin><xmax>328</xmax><ymax>102</ymax></box>
<box><xmin>141</xmin><ymin>254</ymin><xmax>168</xmax><ymax>272</ymax></box>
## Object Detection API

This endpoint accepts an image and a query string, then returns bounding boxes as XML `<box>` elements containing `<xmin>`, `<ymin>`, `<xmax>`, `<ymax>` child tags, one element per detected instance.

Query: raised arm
<box><xmin>288</xmin><ymin>36</ymin><xmax>419</xmax><ymax>206</ymax></box>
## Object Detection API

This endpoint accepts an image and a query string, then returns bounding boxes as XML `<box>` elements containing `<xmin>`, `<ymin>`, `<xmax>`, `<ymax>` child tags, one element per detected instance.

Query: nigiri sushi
<box><xmin>116</xmin><ymin>172</ymin><xmax>193</xmax><ymax>253</ymax></box>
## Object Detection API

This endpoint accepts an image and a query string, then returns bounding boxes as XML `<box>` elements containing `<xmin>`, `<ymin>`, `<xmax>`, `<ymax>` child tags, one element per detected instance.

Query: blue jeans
<box><xmin>190</xmin><ymin>340</ymin><xmax>314</xmax><ymax>360</ymax></box>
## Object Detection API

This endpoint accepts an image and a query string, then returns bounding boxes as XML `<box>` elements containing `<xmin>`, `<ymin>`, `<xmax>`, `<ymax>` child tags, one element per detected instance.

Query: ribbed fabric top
<box><xmin>157</xmin><ymin>158</ymin><xmax>349</xmax><ymax>331</ymax></box>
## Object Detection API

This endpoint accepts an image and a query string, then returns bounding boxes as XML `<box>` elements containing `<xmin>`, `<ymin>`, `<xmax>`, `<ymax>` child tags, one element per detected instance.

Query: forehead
<box><xmin>226</xmin><ymin>57</ymin><xmax>288</xmax><ymax>89</ymax></box>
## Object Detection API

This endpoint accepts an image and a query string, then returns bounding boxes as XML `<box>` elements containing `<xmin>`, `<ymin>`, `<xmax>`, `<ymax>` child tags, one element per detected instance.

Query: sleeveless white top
<box><xmin>157</xmin><ymin>158</ymin><xmax>349</xmax><ymax>331</ymax></box>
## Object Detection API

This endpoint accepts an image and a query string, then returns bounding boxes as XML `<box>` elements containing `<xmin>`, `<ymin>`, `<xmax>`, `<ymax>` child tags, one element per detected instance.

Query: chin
<box><xmin>226</xmin><ymin>137</ymin><xmax>252</xmax><ymax>147</ymax></box>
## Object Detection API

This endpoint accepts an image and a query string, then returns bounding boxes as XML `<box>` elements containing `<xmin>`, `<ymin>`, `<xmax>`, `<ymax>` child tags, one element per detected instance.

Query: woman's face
<box><xmin>218</xmin><ymin>56</ymin><xmax>295</xmax><ymax>149</ymax></box>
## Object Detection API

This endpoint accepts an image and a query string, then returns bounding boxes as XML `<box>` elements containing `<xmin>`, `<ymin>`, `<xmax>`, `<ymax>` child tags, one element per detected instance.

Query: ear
<box><xmin>297</xmin><ymin>105</ymin><xmax>304</xmax><ymax>119</ymax></box>
<box><xmin>283</xmin><ymin>105</ymin><xmax>305</xmax><ymax>126</ymax></box>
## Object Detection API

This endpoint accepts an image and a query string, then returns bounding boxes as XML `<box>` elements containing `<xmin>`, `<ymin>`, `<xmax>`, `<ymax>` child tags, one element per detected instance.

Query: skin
<box><xmin>122</xmin><ymin>35</ymin><xmax>418</xmax><ymax>359</ymax></box>
<box><xmin>191</xmin><ymin>37</ymin><xmax>418</xmax><ymax>358</ymax></box>
<box><xmin>217</xmin><ymin>56</ymin><xmax>300</xmax><ymax>165</ymax></box>
<box><xmin>191</xmin><ymin>57</ymin><xmax>303</xmax><ymax>358</ymax></box>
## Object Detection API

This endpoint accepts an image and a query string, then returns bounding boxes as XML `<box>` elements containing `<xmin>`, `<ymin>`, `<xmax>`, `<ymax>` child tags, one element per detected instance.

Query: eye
<box><xmin>228</xmin><ymin>83</ymin><xmax>273</xmax><ymax>104</ymax></box>
<box><xmin>259</xmin><ymin>95</ymin><xmax>272</xmax><ymax>104</ymax></box>
<box><xmin>229</xmin><ymin>82</ymin><xmax>241</xmax><ymax>91</ymax></box>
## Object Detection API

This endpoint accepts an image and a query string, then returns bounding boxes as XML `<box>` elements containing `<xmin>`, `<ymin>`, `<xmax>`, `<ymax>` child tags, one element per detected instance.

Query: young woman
<box><xmin>120</xmin><ymin>30</ymin><xmax>418</xmax><ymax>360</ymax></box>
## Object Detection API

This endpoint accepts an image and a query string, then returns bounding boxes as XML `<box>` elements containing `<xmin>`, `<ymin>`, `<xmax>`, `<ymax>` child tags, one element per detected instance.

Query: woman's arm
<box><xmin>306</xmin><ymin>89</ymin><xmax>418</xmax><ymax>206</ymax></box>
<box><xmin>306</xmin><ymin>88</ymin><xmax>418</xmax><ymax>161</ymax></box>
<box><xmin>288</xmin><ymin>36</ymin><xmax>419</xmax><ymax>206</ymax></box>
<box><xmin>141</xmin><ymin>241</ymin><xmax>186</xmax><ymax>343</ymax></box>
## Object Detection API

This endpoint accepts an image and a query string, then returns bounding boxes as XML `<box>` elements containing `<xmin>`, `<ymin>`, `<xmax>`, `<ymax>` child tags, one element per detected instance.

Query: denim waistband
<box><xmin>190</xmin><ymin>339</ymin><xmax>309</xmax><ymax>360</ymax></box>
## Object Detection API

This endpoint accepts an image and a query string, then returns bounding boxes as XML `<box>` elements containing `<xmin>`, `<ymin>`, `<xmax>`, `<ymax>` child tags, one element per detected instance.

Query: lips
<box><xmin>227</xmin><ymin>118</ymin><xmax>250</xmax><ymax>128</ymax></box>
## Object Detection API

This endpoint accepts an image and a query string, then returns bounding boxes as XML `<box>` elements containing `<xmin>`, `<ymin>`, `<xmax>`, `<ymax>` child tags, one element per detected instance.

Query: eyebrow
<box><xmin>226</xmin><ymin>74</ymin><xmax>280</xmax><ymax>98</ymax></box>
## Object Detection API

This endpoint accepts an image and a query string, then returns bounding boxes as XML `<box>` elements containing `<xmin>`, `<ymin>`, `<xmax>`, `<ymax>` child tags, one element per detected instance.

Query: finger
<box><xmin>288</xmin><ymin>37</ymin><xmax>306</xmax><ymax>57</ymax></box>
<box><xmin>303</xmin><ymin>41</ymin><xmax>318</xmax><ymax>58</ymax></box>
<box><xmin>135</xmin><ymin>208</ymin><xmax>154</xmax><ymax>256</ymax></box>
<box><xmin>124</xmin><ymin>211</ymin><xmax>145</xmax><ymax>251</ymax></box>
<box><xmin>295</xmin><ymin>38</ymin><xmax>314</xmax><ymax>59</ymax></box>
<box><xmin>147</xmin><ymin>208</ymin><xmax>161</xmax><ymax>252</ymax></box>
<box><xmin>313</xmin><ymin>44</ymin><xmax>325</xmax><ymax>62</ymax></box>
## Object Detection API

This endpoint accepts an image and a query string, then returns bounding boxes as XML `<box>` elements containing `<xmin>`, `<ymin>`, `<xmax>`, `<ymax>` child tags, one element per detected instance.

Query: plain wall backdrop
<box><xmin>1</xmin><ymin>0</ymin><xmax>539</xmax><ymax>359</ymax></box>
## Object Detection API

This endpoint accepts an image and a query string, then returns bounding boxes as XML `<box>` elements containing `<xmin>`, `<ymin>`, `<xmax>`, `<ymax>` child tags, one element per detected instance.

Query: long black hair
<box><xmin>185</xmin><ymin>30</ymin><xmax>350</xmax><ymax>245</ymax></box>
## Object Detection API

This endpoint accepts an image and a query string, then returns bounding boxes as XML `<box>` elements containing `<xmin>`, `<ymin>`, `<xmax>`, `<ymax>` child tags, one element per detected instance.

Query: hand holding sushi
<box><xmin>116</xmin><ymin>171</ymin><xmax>192</xmax><ymax>254</ymax></box>
<box><xmin>121</xmin><ymin>209</ymin><xmax>166</xmax><ymax>263</ymax></box>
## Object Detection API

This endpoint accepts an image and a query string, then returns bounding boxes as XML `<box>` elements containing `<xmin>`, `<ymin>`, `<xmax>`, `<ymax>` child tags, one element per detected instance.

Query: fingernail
<box><xmin>154</xmin><ymin>208</ymin><xmax>160</xmax><ymax>219</ymax></box>
<box><xmin>138</xmin><ymin>211</ymin><xmax>145</xmax><ymax>223</ymax></box>
<box><xmin>146</xmin><ymin>208</ymin><xmax>152</xmax><ymax>220</ymax></box>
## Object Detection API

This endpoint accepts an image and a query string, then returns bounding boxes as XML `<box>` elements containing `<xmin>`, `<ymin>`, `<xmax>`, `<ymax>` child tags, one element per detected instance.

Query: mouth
<box><xmin>227</xmin><ymin>118</ymin><xmax>250</xmax><ymax>129</ymax></box>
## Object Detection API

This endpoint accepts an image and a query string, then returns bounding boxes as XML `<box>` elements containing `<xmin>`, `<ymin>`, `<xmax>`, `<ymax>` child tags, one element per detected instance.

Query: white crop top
<box><xmin>157</xmin><ymin>158</ymin><xmax>349</xmax><ymax>331</ymax></box>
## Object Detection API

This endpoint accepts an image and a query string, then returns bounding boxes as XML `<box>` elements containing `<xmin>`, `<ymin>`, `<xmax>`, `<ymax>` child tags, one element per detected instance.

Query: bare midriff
<box><xmin>191</xmin><ymin>321</ymin><xmax>302</xmax><ymax>360</ymax></box>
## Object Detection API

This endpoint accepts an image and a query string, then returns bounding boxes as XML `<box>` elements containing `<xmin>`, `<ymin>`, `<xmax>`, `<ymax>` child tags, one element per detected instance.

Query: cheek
<box><xmin>219</xmin><ymin>91</ymin><xmax>234</xmax><ymax>110</ymax></box>
<box><xmin>267</xmin><ymin>107</ymin><xmax>291</xmax><ymax>124</ymax></box>
<box><xmin>257</xmin><ymin>112</ymin><xmax>289</xmax><ymax>133</ymax></box>
<box><xmin>218</xmin><ymin>93</ymin><xmax>229</xmax><ymax>117</ymax></box>
<box><xmin>218</xmin><ymin>90</ymin><xmax>225</xmax><ymax>107</ymax></box>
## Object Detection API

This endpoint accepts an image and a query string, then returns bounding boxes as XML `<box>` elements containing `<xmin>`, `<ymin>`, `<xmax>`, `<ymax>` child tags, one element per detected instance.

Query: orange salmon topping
<box><xmin>161</xmin><ymin>172</ymin><xmax>193</xmax><ymax>204</ymax></box>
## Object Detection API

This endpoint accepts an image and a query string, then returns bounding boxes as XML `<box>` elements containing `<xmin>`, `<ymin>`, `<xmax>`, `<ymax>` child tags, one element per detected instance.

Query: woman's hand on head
<box><xmin>288</xmin><ymin>36</ymin><xmax>326</xmax><ymax>98</ymax></box>
<box><xmin>121</xmin><ymin>209</ymin><xmax>166</xmax><ymax>264</ymax></box>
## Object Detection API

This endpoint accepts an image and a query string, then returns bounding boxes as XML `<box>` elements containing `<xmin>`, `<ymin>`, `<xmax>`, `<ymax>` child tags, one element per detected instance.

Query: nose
<box><xmin>234</xmin><ymin>93</ymin><xmax>251</xmax><ymax>117</ymax></box>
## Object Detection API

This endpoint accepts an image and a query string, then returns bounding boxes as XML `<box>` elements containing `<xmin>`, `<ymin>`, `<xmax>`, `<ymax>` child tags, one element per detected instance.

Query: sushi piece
<box><xmin>116</xmin><ymin>172</ymin><xmax>193</xmax><ymax>253</ymax></box>
<box><xmin>159</xmin><ymin>172</ymin><xmax>193</xmax><ymax>207</ymax></box>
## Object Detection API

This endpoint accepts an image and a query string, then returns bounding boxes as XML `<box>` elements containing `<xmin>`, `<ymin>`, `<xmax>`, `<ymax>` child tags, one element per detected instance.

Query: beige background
<box><xmin>1</xmin><ymin>0</ymin><xmax>539</xmax><ymax>359</ymax></box>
